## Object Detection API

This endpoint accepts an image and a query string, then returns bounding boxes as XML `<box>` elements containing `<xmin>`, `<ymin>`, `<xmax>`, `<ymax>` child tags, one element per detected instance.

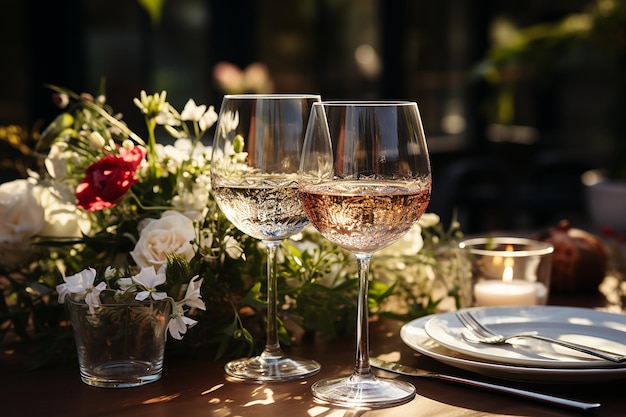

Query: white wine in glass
<box><xmin>211</xmin><ymin>94</ymin><xmax>322</xmax><ymax>382</ymax></box>
<box><xmin>299</xmin><ymin>101</ymin><xmax>432</xmax><ymax>408</ymax></box>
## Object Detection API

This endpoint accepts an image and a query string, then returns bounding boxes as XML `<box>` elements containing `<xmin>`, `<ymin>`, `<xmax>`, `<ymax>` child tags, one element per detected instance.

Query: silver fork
<box><xmin>455</xmin><ymin>310</ymin><xmax>626</xmax><ymax>363</ymax></box>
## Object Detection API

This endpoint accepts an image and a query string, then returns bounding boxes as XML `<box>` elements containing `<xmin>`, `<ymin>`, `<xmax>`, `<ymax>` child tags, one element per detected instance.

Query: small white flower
<box><xmin>219</xmin><ymin>110</ymin><xmax>239</xmax><ymax>137</ymax></box>
<box><xmin>197</xmin><ymin>228</ymin><xmax>214</xmax><ymax>250</ymax></box>
<box><xmin>172</xmin><ymin>177</ymin><xmax>210</xmax><ymax>217</ymax></box>
<box><xmin>133</xmin><ymin>90</ymin><xmax>168</xmax><ymax>116</ymax></box>
<box><xmin>56</xmin><ymin>267</ymin><xmax>107</xmax><ymax>313</ymax></box>
<box><xmin>132</xmin><ymin>266</ymin><xmax>168</xmax><ymax>301</ymax></box>
<box><xmin>117</xmin><ymin>278</ymin><xmax>133</xmax><ymax>291</ymax></box>
<box><xmin>104</xmin><ymin>266</ymin><xmax>117</xmax><ymax>279</ymax></box>
<box><xmin>418</xmin><ymin>213</ymin><xmax>440</xmax><ymax>228</ymax></box>
<box><xmin>121</xmin><ymin>139</ymin><xmax>135</xmax><ymax>150</ymax></box>
<box><xmin>167</xmin><ymin>304</ymin><xmax>198</xmax><ymax>340</ymax></box>
<box><xmin>84</xmin><ymin>282</ymin><xmax>107</xmax><ymax>313</ymax></box>
<box><xmin>59</xmin><ymin>267</ymin><xmax>98</xmax><ymax>294</ymax></box>
<box><xmin>181</xmin><ymin>277</ymin><xmax>205</xmax><ymax>310</ymax></box>
<box><xmin>199</xmin><ymin>105</ymin><xmax>218</xmax><ymax>131</ymax></box>
<box><xmin>180</xmin><ymin>99</ymin><xmax>207</xmax><ymax>122</ymax></box>
<box><xmin>88</xmin><ymin>131</ymin><xmax>105</xmax><ymax>150</ymax></box>
<box><xmin>156</xmin><ymin>111</ymin><xmax>180</xmax><ymax>127</ymax></box>
<box><xmin>223</xmin><ymin>235</ymin><xmax>244</xmax><ymax>259</ymax></box>
<box><xmin>56</xmin><ymin>283</ymin><xmax>72</xmax><ymax>304</ymax></box>
<box><xmin>168</xmin><ymin>313</ymin><xmax>197</xmax><ymax>340</ymax></box>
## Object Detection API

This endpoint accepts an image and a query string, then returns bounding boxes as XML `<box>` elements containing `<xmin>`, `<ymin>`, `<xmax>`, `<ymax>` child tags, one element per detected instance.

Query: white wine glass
<box><xmin>211</xmin><ymin>94</ymin><xmax>322</xmax><ymax>382</ymax></box>
<box><xmin>298</xmin><ymin>101</ymin><xmax>432</xmax><ymax>408</ymax></box>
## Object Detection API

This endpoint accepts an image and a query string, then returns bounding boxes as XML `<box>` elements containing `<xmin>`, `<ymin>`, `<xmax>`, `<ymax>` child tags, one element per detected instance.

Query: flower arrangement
<box><xmin>375</xmin><ymin>213</ymin><xmax>470</xmax><ymax>318</ymax></box>
<box><xmin>0</xmin><ymin>84</ymin><xmax>467</xmax><ymax>366</ymax></box>
<box><xmin>56</xmin><ymin>264</ymin><xmax>204</xmax><ymax>340</ymax></box>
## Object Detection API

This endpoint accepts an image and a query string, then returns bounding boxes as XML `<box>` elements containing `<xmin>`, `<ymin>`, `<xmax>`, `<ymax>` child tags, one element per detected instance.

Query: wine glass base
<box><xmin>225</xmin><ymin>355</ymin><xmax>321</xmax><ymax>382</ymax></box>
<box><xmin>311</xmin><ymin>374</ymin><xmax>415</xmax><ymax>409</ymax></box>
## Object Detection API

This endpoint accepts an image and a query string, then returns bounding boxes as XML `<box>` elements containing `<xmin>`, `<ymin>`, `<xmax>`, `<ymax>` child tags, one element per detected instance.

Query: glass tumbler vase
<box><xmin>67</xmin><ymin>297</ymin><xmax>171</xmax><ymax>388</ymax></box>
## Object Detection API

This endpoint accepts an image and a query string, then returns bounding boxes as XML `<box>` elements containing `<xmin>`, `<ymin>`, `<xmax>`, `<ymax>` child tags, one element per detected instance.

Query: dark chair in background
<box><xmin>431</xmin><ymin>150</ymin><xmax>593</xmax><ymax>234</ymax></box>
<box><xmin>515</xmin><ymin>150</ymin><xmax>592</xmax><ymax>229</ymax></box>
<box><xmin>431</xmin><ymin>155</ymin><xmax>515</xmax><ymax>234</ymax></box>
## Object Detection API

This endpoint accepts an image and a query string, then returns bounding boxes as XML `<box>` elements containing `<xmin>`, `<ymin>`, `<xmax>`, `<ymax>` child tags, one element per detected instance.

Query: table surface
<box><xmin>3</xmin><ymin>292</ymin><xmax>625</xmax><ymax>417</ymax></box>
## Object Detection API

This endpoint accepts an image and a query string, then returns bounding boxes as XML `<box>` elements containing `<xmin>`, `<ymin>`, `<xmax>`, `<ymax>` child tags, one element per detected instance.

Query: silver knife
<box><xmin>370</xmin><ymin>358</ymin><xmax>600</xmax><ymax>411</ymax></box>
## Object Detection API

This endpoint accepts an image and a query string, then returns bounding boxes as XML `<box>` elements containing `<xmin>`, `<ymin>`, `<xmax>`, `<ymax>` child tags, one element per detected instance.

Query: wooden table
<box><xmin>3</xmin><ymin>293</ymin><xmax>625</xmax><ymax>417</ymax></box>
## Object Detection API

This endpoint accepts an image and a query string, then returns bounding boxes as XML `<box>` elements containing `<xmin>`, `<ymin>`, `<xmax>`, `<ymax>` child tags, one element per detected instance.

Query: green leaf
<box><xmin>239</xmin><ymin>282</ymin><xmax>266</xmax><ymax>309</ymax></box>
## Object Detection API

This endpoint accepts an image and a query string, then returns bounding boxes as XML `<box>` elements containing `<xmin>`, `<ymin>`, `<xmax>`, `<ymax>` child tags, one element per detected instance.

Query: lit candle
<box><xmin>474</xmin><ymin>279</ymin><xmax>538</xmax><ymax>306</ymax></box>
<box><xmin>473</xmin><ymin>252</ymin><xmax>539</xmax><ymax>306</ymax></box>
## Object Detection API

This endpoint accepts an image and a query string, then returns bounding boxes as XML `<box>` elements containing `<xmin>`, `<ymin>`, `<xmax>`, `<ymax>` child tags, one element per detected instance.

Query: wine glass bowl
<box><xmin>299</xmin><ymin>101</ymin><xmax>431</xmax><ymax>408</ymax></box>
<box><xmin>211</xmin><ymin>94</ymin><xmax>322</xmax><ymax>382</ymax></box>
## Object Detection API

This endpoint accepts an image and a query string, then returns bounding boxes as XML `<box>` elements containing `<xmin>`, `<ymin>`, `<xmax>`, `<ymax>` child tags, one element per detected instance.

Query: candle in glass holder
<box><xmin>474</xmin><ymin>280</ymin><xmax>538</xmax><ymax>306</ymax></box>
<box><xmin>473</xmin><ymin>258</ymin><xmax>538</xmax><ymax>306</ymax></box>
<box><xmin>459</xmin><ymin>237</ymin><xmax>554</xmax><ymax>307</ymax></box>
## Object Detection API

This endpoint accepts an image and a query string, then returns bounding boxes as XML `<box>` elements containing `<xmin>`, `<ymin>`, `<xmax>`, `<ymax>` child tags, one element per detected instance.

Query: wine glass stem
<box><xmin>262</xmin><ymin>240</ymin><xmax>284</xmax><ymax>359</ymax></box>
<box><xmin>354</xmin><ymin>253</ymin><xmax>373</xmax><ymax>377</ymax></box>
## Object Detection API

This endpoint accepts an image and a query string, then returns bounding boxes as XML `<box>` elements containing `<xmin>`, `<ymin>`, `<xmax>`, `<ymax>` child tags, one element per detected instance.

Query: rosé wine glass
<box><xmin>211</xmin><ymin>94</ymin><xmax>322</xmax><ymax>382</ymax></box>
<box><xmin>298</xmin><ymin>101</ymin><xmax>432</xmax><ymax>408</ymax></box>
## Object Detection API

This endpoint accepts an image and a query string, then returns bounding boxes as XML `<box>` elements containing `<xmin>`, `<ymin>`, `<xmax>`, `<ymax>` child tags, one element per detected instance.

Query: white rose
<box><xmin>378</xmin><ymin>223</ymin><xmax>424</xmax><ymax>257</ymax></box>
<box><xmin>418</xmin><ymin>213</ymin><xmax>440</xmax><ymax>228</ymax></box>
<box><xmin>34</xmin><ymin>185</ymin><xmax>91</xmax><ymax>238</ymax></box>
<box><xmin>0</xmin><ymin>179</ymin><xmax>46</xmax><ymax>268</ymax></box>
<box><xmin>130</xmin><ymin>210</ymin><xmax>196</xmax><ymax>269</ymax></box>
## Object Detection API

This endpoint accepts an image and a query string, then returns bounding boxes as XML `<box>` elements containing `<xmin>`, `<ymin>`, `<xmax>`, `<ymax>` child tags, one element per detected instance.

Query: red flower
<box><xmin>76</xmin><ymin>146</ymin><xmax>146</xmax><ymax>212</ymax></box>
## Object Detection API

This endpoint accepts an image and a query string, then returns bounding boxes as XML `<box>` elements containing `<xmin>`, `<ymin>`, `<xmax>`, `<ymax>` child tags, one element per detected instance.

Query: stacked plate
<box><xmin>401</xmin><ymin>305</ymin><xmax>626</xmax><ymax>383</ymax></box>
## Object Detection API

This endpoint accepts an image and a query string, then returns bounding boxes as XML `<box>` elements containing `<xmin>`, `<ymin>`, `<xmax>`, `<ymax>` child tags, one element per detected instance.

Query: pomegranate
<box><xmin>534</xmin><ymin>220</ymin><xmax>608</xmax><ymax>293</ymax></box>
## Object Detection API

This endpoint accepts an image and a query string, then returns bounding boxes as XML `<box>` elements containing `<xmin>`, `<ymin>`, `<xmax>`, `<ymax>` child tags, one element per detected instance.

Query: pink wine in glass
<box><xmin>299</xmin><ymin>180</ymin><xmax>431</xmax><ymax>253</ymax></box>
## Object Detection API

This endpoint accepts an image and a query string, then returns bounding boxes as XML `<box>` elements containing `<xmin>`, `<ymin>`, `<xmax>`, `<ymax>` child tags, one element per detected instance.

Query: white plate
<box><xmin>401</xmin><ymin>314</ymin><xmax>626</xmax><ymax>383</ymax></box>
<box><xmin>423</xmin><ymin>306</ymin><xmax>626</xmax><ymax>368</ymax></box>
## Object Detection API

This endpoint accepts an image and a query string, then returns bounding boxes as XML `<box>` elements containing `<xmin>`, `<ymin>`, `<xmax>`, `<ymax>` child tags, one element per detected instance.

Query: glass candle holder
<box><xmin>459</xmin><ymin>237</ymin><xmax>554</xmax><ymax>307</ymax></box>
